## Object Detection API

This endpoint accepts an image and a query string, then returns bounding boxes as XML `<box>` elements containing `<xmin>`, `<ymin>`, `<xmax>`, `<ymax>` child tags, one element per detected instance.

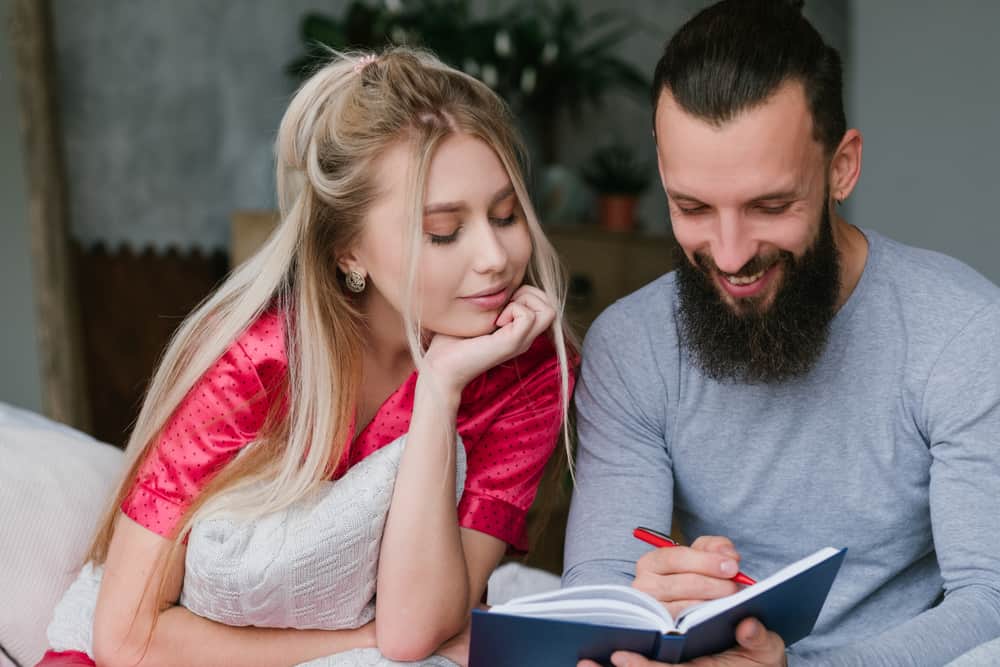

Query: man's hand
<box><xmin>577</xmin><ymin>617</ymin><xmax>787</xmax><ymax>667</ymax></box>
<box><xmin>633</xmin><ymin>535</ymin><xmax>744</xmax><ymax>617</ymax></box>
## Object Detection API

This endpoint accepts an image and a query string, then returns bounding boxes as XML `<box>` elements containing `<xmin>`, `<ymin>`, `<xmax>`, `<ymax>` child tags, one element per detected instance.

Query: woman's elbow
<box><xmin>377</xmin><ymin>631</ymin><xmax>442</xmax><ymax>663</ymax></box>
<box><xmin>376</xmin><ymin>617</ymin><xmax>458</xmax><ymax>662</ymax></box>
<box><xmin>92</xmin><ymin>625</ymin><xmax>157</xmax><ymax>667</ymax></box>
<box><xmin>93</xmin><ymin>638</ymin><xmax>139</xmax><ymax>667</ymax></box>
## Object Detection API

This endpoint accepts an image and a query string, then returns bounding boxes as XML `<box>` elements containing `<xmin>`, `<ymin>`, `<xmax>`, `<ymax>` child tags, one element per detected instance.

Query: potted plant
<box><xmin>580</xmin><ymin>143</ymin><xmax>652</xmax><ymax>232</ymax></box>
<box><xmin>286</xmin><ymin>0</ymin><xmax>649</xmax><ymax>165</ymax></box>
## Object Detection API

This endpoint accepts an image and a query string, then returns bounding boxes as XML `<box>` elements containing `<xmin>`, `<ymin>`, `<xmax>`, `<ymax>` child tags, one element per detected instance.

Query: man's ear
<box><xmin>829</xmin><ymin>128</ymin><xmax>863</xmax><ymax>203</ymax></box>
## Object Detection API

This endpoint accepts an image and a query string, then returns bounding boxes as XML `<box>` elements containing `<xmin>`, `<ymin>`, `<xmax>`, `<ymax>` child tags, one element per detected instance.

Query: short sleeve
<box><xmin>121</xmin><ymin>314</ymin><xmax>287</xmax><ymax>538</ymax></box>
<box><xmin>457</xmin><ymin>337</ymin><xmax>576</xmax><ymax>552</ymax></box>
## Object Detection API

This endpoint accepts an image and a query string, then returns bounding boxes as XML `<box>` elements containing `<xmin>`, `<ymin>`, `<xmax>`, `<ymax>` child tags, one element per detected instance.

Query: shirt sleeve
<box><xmin>458</xmin><ymin>341</ymin><xmax>576</xmax><ymax>552</ymax></box>
<box><xmin>562</xmin><ymin>306</ymin><xmax>674</xmax><ymax>589</ymax></box>
<box><xmin>788</xmin><ymin>302</ymin><xmax>1000</xmax><ymax>666</ymax></box>
<box><xmin>120</xmin><ymin>340</ymin><xmax>277</xmax><ymax>538</ymax></box>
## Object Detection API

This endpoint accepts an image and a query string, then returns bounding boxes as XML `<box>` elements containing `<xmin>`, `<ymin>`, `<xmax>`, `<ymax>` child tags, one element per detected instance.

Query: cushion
<box><xmin>181</xmin><ymin>434</ymin><xmax>466</xmax><ymax>629</ymax></box>
<box><xmin>0</xmin><ymin>403</ymin><xmax>123</xmax><ymax>667</ymax></box>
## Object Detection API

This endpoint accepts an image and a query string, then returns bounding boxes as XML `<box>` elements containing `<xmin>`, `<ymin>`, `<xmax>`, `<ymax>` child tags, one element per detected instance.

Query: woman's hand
<box><xmin>422</xmin><ymin>285</ymin><xmax>555</xmax><ymax>398</ymax></box>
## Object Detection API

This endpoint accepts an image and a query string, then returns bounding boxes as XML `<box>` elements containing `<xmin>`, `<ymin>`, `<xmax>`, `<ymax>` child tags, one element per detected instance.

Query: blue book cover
<box><xmin>470</xmin><ymin>547</ymin><xmax>846</xmax><ymax>666</ymax></box>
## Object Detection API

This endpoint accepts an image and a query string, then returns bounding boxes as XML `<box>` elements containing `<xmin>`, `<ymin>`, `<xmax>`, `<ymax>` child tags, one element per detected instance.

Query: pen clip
<box><xmin>633</xmin><ymin>526</ymin><xmax>677</xmax><ymax>546</ymax></box>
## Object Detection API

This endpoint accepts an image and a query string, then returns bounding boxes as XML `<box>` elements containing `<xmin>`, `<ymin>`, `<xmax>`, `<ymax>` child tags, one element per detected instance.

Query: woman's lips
<box><xmin>461</xmin><ymin>285</ymin><xmax>511</xmax><ymax>310</ymax></box>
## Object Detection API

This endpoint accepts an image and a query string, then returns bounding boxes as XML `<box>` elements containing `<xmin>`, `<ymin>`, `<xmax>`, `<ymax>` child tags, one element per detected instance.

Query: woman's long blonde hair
<box><xmin>86</xmin><ymin>47</ymin><xmax>575</xmax><ymax>565</ymax></box>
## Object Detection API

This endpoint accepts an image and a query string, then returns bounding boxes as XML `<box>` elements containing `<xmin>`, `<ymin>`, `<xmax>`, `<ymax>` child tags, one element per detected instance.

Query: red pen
<box><xmin>633</xmin><ymin>526</ymin><xmax>756</xmax><ymax>586</ymax></box>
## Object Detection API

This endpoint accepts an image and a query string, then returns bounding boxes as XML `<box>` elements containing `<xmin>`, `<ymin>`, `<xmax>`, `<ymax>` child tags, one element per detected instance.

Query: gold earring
<box><xmin>345</xmin><ymin>270</ymin><xmax>366</xmax><ymax>293</ymax></box>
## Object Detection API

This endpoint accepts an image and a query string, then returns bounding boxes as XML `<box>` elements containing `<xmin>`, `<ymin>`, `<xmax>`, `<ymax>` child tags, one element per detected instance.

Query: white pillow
<box><xmin>0</xmin><ymin>403</ymin><xmax>123</xmax><ymax>667</ymax></box>
<box><xmin>181</xmin><ymin>434</ymin><xmax>467</xmax><ymax>630</ymax></box>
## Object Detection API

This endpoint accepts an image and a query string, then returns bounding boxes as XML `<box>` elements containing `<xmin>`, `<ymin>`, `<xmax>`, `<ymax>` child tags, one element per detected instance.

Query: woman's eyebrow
<box><xmin>423</xmin><ymin>185</ymin><xmax>516</xmax><ymax>215</ymax></box>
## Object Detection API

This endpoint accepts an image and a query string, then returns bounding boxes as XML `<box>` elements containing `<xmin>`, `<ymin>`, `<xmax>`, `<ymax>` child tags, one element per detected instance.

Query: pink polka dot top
<box><xmin>121</xmin><ymin>309</ymin><xmax>576</xmax><ymax>552</ymax></box>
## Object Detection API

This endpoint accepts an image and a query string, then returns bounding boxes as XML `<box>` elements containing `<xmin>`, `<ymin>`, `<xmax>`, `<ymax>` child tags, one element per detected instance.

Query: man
<box><xmin>563</xmin><ymin>1</ymin><xmax>1000</xmax><ymax>666</ymax></box>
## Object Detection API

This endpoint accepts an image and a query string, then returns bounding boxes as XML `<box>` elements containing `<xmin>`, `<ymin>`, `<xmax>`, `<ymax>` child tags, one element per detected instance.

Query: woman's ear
<box><xmin>829</xmin><ymin>128</ymin><xmax>863</xmax><ymax>203</ymax></box>
<box><xmin>336</xmin><ymin>248</ymin><xmax>362</xmax><ymax>276</ymax></box>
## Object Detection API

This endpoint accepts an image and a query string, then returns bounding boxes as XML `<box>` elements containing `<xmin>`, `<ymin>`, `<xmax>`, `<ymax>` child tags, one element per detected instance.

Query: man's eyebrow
<box><xmin>666</xmin><ymin>189</ymin><xmax>801</xmax><ymax>204</ymax></box>
<box><xmin>423</xmin><ymin>185</ymin><xmax>515</xmax><ymax>214</ymax></box>
<box><xmin>750</xmin><ymin>190</ymin><xmax>800</xmax><ymax>202</ymax></box>
<box><xmin>666</xmin><ymin>190</ymin><xmax>705</xmax><ymax>203</ymax></box>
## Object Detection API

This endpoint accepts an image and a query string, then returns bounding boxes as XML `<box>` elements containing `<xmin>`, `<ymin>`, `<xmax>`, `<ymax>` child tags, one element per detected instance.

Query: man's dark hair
<box><xmin>652</xmin><ymin>0</ymin><xmax>845</xmax><ymax>155</ymax></box>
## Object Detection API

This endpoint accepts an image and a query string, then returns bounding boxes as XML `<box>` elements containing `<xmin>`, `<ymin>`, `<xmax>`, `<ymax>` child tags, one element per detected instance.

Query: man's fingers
<box><xmin>610</xmin><ymin>652</ymin><xmax>653</xmax><ymax>667</ymax></box>
<box><xmin>690</xmin><ymin>535</ymin><xmax>740</xmax><ymax>559</ymax></box>
<box><xmin>635</xmin><ymin>571</ymin><xmax>739</xmax><ymax>606</ymax></box>
<box><xmin>735</xmin><ymin>618</ymin><xmax>786</xmax><ymax>663</ymax></box>
<box><xmin>637</xmin><ymin>544</ymin><xmax>742</xmax><ymax>579</ymax></box>
<box><xmin>736</xmin><ymin>617</ymin><xmax>774</xmax><ymax>649</ymax></box>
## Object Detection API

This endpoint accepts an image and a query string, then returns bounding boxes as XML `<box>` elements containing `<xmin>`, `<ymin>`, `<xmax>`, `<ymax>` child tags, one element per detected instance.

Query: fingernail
<box><xmin>610</xmin><ymin>654</ymin><xmax>630</xmax><ymax>667</ymax></box>
<box><xmin>720</xmin><ymin>559</ymin><xmax>737</xmax><ymax>575</ymax></box>
<box><xmin>745</xmin><ymin>620</ymin><xmax>760</xmax><ymax>640</ymax></box>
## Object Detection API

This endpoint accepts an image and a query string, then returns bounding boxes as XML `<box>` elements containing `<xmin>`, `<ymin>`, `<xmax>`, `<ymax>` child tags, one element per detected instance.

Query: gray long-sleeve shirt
<box><xmin>563</xmin><ymin>230</ymin><xmax>1000</xmax><ymax>666</ymax></box>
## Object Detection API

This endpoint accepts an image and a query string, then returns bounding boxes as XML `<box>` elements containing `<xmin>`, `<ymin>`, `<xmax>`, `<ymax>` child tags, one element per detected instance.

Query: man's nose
<box><xmin>710</xmin><ymin>214</ymin><xmax>759</xmax><ymax>274</ymax></box>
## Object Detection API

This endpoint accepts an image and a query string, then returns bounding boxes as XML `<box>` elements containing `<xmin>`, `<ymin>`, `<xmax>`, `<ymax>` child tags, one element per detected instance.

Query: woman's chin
<box><xmin>429</xmin><ymin>318</ymin><xmax>500</xmax><ymax>340</ymax></box>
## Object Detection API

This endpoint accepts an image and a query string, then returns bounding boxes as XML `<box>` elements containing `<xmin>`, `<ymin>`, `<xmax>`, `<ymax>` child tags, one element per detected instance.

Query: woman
<box><xmin>38</xmin><ymin>48</ymin><xmax>575</xmax><ymax>667</ymax></box>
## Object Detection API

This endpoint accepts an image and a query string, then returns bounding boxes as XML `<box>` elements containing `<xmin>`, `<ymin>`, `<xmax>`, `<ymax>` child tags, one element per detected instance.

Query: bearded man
<box><xmin>563</xmin><ymin>2</ymin><xmax>1000</xmax><ymax>666</ymax></box>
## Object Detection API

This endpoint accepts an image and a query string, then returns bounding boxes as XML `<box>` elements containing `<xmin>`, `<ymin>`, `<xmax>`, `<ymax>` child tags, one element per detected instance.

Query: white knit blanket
<box><xmin>47</xmin><ymin>434</ymin><xmax>465</xmax><ymax>666</ymax></box>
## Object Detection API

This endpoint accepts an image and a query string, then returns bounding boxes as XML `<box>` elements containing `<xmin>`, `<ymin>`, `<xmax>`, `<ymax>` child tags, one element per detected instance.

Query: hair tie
<box><xmin>353</xmin><ymin>54</ymin><xmax>379</xmax><ymax>74</ymax></box>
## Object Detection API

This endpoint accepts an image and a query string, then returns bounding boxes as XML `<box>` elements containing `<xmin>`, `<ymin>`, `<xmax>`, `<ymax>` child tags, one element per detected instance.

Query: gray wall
<box><xmin>51</xmin><ymin>0</ymin><xmax>337</xmax><ymax>252</ymax></box>
<box><xmin>847</xmin><ymin>1</ymin><xmax>1000</xmax><ymax>284</ymax></box>
<box><xmin>49</xmin><ymin>0</ymin><xmax>847</xmax><ymax>250</ymax></box>
<box><xmin>0</xmin><ymin>0</ymin><xmax>44</xmax><ymax>412</ymax></box>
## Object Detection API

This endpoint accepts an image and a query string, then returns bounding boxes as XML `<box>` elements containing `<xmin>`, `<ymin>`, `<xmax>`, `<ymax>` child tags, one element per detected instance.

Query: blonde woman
<box><xmin>37</xmin><ymin>48</ymin><xmax>576</xmax><ymax>667</ymax></box>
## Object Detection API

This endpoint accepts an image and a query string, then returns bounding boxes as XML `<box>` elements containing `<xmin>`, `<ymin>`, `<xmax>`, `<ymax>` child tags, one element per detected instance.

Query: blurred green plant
<box><xmin>287</xmin><ymin>0</ymin><xmax>650</xmax><ymax>164</ymax></box>
<box><xmin>580</xmin><ymin>142</ymin><xmax>653</xmax><ymax>196</ymax></box>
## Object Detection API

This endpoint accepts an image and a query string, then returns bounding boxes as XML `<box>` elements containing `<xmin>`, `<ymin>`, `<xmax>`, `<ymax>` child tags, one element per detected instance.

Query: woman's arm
<box><xmin>375</xmin><ymin>287</ymin><xmax>555</xmax><ymax>660</ymax></box>
<box><xmin>93</xmin><ymin>513</ymin><xmax>377</xmax><ymax>667</ymax></box>
<box><xmin>374</xmin><ymin>383</ymin><xmax>507</xmax><ymax>661</ymax></box>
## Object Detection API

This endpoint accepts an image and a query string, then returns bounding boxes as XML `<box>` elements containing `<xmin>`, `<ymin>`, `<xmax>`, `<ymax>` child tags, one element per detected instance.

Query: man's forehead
<box><xmin>654</xmin><ymin>80</ymin><xmax>817</xmax><ymax>144</ymax></box>
<box><xmin>654</xmin><ymin>81</ymin><xmax>823</xmax><ymax>196</ymax></box>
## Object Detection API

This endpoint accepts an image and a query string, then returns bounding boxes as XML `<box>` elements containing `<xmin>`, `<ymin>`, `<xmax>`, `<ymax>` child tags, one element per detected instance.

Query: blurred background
<box><xmin>2</xmin><ymin>0</ymin><xmax>997</xmax><ymax>463</ymax></box>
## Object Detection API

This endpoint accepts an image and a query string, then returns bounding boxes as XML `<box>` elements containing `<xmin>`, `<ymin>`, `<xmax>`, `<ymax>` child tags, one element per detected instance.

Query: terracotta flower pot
<box><xmin>598</xmin><ymin>194</ymin><xmax>637</xmax><ymax>232</ymax></box>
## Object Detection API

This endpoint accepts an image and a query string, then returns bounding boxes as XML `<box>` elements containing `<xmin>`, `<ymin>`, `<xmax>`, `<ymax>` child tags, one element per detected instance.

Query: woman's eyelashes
<box><xmin>429</xmin><ymin>228</ymin><xmax>460</xmax><ymax>245</ymax></box>
<box><xmin>426</xmin><ymin>210</ymin><xmax>519</xmax><ymax>245</ymax></box>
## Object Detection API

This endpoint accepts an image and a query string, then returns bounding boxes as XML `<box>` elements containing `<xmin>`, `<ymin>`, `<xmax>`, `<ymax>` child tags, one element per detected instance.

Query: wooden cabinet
<box><xmin>545</xmin><ymin>225</ymin><xmax>675</xmax><ymax>336</ymax></box>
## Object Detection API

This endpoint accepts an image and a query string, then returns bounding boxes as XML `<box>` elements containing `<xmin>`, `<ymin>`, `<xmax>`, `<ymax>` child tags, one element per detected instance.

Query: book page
<box><xmin>491</xmin><ymin>584</ymin><xmax>676</xmax><ymax>632</ymax></box>
<box><xmin>675</xmin><ymin>547</ymin><xmax>841</xmax><ymax>633</ymax></box>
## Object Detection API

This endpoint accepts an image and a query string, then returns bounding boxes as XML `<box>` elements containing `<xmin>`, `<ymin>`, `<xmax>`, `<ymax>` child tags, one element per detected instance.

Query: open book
<box><xmin>471</xmin><ymin>547</ymin><xmax>845</xmax><ymax>665</ymax></box>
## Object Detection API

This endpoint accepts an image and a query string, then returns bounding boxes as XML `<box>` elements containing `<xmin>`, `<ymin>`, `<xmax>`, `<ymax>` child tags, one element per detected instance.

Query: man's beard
<box><xmin>675</xmin><ymin>203</ymin><xmax>841</xmax><ymax>384</ymax></box>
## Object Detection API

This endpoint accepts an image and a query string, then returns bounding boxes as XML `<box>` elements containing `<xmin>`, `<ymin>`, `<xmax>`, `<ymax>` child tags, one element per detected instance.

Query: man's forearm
<box><xmin>787</xmin><ymin>585</ymin><xmax>1000</xmax><ymax>667</ymax></box>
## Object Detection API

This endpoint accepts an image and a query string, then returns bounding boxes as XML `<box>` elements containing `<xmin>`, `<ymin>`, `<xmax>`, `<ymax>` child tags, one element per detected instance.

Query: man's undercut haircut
<box><xmin>652</xmin><ymin>0</ymin><xmax>846</xmax><ymax>155</ymax></box>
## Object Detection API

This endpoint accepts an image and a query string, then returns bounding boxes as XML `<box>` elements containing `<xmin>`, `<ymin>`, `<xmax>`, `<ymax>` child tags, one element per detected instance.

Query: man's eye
<box><xmin>677</xmin><ymin>205</ymin><xmax>708</xmax><ymax>215</ymax></box>
<box><xmin>758</xmin><ymin>203</ymin><xmax>791</xmax><ymax>215</ymax></box>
